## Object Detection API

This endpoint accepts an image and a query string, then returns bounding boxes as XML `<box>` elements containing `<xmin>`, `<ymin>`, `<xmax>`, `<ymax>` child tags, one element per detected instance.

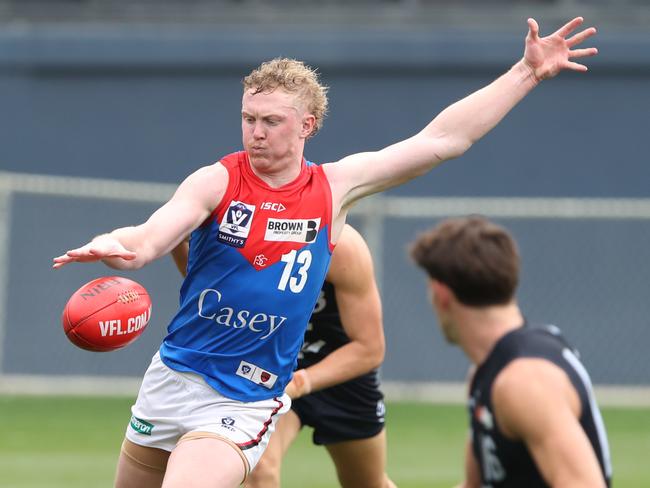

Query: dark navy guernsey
<box><xmin>160</xmin><ymin>151</ymin><xmax>334</xmax><ymax>402</ymax></box>
<box><xmin>292</xmin><ymin>279</ymin><xmax>385</xmax><ymax>442</ymax></box>
<box><xmin>299</xmin><ymin>281</ymin><xmax>354</xmax><ymax>368</ymax></box>
<box><xmin>298</xmin><ymin>280</ymin><xmax>382</xmax><ymax>395</ymax></box>
<box><xmin>469</xmin><ymin>325</ymin><xmax>612</xmax><ymax>488</ymax></box>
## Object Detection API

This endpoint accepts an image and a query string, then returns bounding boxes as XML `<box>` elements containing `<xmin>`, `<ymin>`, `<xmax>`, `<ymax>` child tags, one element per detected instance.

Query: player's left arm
<box><xmin>492</xmin><ymin>358</ymin><xmax>607</xmax><ymax>488</ymax></box>
<box><xmin>324</xmin><ymin>17</ymin><xmax>597</xmax><ymax>217</ymax></box>
<box><xmin>286</xmin><ymin>224</ymin><xmax>385</xmax><ymax>399</ymax></box>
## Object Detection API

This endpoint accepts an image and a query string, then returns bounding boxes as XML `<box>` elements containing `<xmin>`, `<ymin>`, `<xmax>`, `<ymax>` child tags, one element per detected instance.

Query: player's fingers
<box><xmin>87</xmin><ymin>250</ymin><xmax>137</xmax><ymax>262</ymax></box>
<box><xmin>554</xmin><ymin>17</ymin><xmax>584</xmax><ymax>39</ymax></box>
<box><xmin>114</xmin><ymin>251</ymin><xmax>137</xmax><ymax>260</ymax></box>
<box><xmin>52</xmin><ymin>258</ymin><xmax>70</xmax><ymax>269</ymax></box>
<box><xmin>66</xmin><ymin>249</ymin><xmax>96</xmax><ymax>258</ymax></box>
<box><xmin>564</xmin><ymin>61</ymin><xmax>589</xmax><ymax>72</ymax></box>
<box><xmin>569</xmin><ymin>47</ymin><xmax>598</xmax><ymax>59</ymax></box>
<box><xmin>52</xmin><ymin>252</ymin><xmax>83</xmax><ymax>267</ymax></box>
<box><xmin>527</xmin><ymin>18</ymin><xmax>539</xmax><ymax>41</ymax></box>
<box><xmin>566</xmin><ymin>26</ymin><xmax>597</xmax><ymax>47</ymax></box>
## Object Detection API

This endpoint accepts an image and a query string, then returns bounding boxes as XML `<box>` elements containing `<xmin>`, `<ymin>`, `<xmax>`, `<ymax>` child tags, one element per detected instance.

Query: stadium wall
<box><xmin>1</xmin><ymin>24</ymin><xmax>649</xmax><ymax>402</ymax></box>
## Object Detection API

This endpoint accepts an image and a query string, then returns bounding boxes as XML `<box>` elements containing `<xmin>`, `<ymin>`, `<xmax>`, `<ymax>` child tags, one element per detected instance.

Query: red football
<box><xmin>62</xmin><ymin>276</ymin><xmax>152</xmax><ymax>352</ymax></box>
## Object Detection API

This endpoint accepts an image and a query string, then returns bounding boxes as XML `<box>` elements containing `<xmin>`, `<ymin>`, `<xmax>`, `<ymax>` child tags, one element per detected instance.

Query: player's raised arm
<box><xmin>493</xmin><ymin>359</ymin><xmax>608</xmax><ymax>488</ymax></box>
<box><xmin>53</xmin><ymin>163</ymin><xmax>228</xmax><ymax>270</ymax></box>
<box><xmin>325</xmin><ymin>17</ymin><xmax>598</xmax><ymax>213</ymax></box>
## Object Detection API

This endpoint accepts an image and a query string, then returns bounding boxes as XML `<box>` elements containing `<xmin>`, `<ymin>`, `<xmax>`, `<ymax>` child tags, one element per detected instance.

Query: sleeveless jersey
<box><xmin>298</xmin><ymin>281</ymin><xmax>379</xmax><ymax>383</ymax></box>
<box><xmin>296</xmin><ymin>280</ymin><xmax>382</xmax><ymax>411</ymax></box>
<box><xmin>469</xmin><ymin>325</ymin><xmax>612</xmax><ymax>488</ymax></box>
<box><xmin>160</xmin><ymin>151</ymin><xmax>334</xmax><ymax>402</ymax></box>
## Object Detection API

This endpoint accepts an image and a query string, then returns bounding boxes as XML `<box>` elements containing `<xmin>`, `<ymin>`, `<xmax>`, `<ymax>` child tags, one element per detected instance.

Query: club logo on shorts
<box><xmin>218</xmin><ymin>200</ymin><xmax>256</xmax><ymax>248</ymax></box>
<box><xmin>264</xmin><ymin>218</ymin><xmax>320</xmax><ymax>243</ymax></box>
<box><xmin>236</xmin><ymin>360</ymin><xmax>278</xmax><ymax>388</ymax></box>
<box><xmin>221</xmin><ymin>417</ymin><xmax>235</xmax><ymax>427</ymax></box>
<box><xmin>376</xmin><ymin>400</ymin><xmax>386</xmax><ymax>421</ymax></box>
<box><xmin>130</xmin><ymin>415</ymin><xmax>154</xmax><ymax>436</ymax></box>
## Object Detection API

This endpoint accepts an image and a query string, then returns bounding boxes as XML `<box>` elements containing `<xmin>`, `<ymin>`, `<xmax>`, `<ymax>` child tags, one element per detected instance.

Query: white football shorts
<box><xmin>125</xmin><ymin>351</ymin><xmax>291</xmax><ymax>472</ymax></box>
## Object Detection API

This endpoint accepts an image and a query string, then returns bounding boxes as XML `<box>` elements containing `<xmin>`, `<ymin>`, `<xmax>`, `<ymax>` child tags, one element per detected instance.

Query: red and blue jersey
<box><xmin>160</xmin><ymin>151</ymin><xmax>334</xmax><ymax>402</ymax></box>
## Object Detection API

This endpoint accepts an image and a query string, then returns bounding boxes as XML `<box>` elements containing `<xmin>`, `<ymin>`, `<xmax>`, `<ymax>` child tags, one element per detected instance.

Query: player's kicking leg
<box><xmin>162</xmin><ymin>434</ymin><xmax>247</xmax><ymax>488</ymax></box>
<box><xmin>116</xmin><ymin>352</ymin><xmax>291</xmax><ymax>488</ymax></box>
<box><xmin>245</xmin><ymin>410</ymin><xmax>303</xmax><ymax>488</ymax></box>
<box><xmin>326</xmin><ymin>429</ymin><xmax>397</xmax><ymax>488</ymax></box>
<box><xmin>115</xmin><ymin>435</ymin><xmax>247</xmax><ymax>488</ymax></box>
<box><xmin>115</xmin><ymin>439</ymin><xmax>168</xmax><ymax>488</ymax></box>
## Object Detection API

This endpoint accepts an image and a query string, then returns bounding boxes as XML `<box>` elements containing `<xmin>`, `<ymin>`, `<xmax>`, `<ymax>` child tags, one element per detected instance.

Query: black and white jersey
<box><xmin>469</xmin><ymin>325</ymin><xmax>612</xmax><ymax>488</ymax></box>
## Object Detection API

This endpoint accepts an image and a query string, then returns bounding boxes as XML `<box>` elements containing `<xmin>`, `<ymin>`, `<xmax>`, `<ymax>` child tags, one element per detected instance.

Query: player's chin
<box><xmin>248</xmin><ymin>147</ymin><xmax>268</xmax><ymax>158</ymax></box>
<box><xmin>248</xmin><ymin>152</ymin><xmax>274</xmax><ymax>170</ymax></box>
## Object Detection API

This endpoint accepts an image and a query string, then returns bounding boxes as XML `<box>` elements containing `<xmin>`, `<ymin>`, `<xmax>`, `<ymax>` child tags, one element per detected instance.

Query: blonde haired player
<box><xmin>54</xmin><ymin>18</ymin><xmax>597</xmax><ymax>488</ymax></box>
<box><xmin>172</xmin><ymin>224</ymin><xmax>397</xmax><ymax>488</ymax></box>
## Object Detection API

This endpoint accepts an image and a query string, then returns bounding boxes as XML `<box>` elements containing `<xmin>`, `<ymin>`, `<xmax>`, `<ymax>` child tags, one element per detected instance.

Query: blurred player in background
<box><xmin>172</xmin><ymin>224</ymin><xmax>396</xmax><ymax>488</ymax></box>
<box><xmin>410</xmin><ymin>216</ymin><xmax>611</xmax><ymax>488</ymax></box>
<box><xmin>53</xmin><ymin>17</ymin><xmax>597</xmax><ymax>488</ymax></box>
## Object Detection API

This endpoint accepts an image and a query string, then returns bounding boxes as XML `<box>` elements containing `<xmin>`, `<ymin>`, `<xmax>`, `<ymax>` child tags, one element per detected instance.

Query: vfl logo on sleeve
<box><xmin>264</xmin><ymin>218</ymin><xmax>320</xmax><ymax>243</ymax></box>
<box><xmin>218</xmin><ymin>201</ymin><xmax>256</xmax><ymax>248</ymax></box>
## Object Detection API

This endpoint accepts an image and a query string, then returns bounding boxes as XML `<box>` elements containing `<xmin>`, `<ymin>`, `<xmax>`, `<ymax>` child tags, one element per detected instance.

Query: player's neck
<box><xmin>457</xmin><ymin>302</ymin><xmax>524</xmax><ymax>365</ymax></box>
<box><xmin>247</xmin><ymin>153</ymin><xmax>305</xmax><ymax>188</ymax></box>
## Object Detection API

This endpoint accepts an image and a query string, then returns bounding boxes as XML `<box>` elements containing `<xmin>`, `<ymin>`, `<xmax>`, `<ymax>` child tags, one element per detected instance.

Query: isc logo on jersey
<box><xmin>264</xmin><ymin>218</ymin><xmax>320</xmax><ymax>243</ymax></box>
<box><xmin>261</xmin><ymin>202</ymin><xmax>286</xmax><ymax>212</ymax></box>
<box><xmin>218</xmin><ymin>201</ymin><xmax>256</xmax><ymax>248</ymax></box>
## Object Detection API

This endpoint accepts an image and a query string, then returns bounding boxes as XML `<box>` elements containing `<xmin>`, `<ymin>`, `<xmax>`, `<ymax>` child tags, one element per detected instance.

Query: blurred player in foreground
<box><xmin>410</xmin><ymin>216</ymin><xmax>611</xmax><ymax>488</ymax></box>
<box><xmin>172</xmin><ymin>224</ymin><xmax>396</xmax><ymax>488</ymax></box>
<box><xmin>53</xmin><ymin>17</ymin><xmax>597</xmax><ymax>488</ymax></box>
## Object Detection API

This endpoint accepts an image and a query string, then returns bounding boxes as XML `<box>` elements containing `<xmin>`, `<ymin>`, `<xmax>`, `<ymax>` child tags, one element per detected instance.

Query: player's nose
<box><xmin>252</xmin><ymin>122</ymin><xmax>266</xmax><ymax>139</ymax></box>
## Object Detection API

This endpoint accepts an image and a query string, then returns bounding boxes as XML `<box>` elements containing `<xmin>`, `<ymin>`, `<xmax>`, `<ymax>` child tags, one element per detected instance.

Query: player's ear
<box><xmin>301</xmin><ymin>114</ymin><xmax>316</xmax><ymax>139</ymax></box>
<box><xmin>430</xmin><ymin>280</ymin><xmax>452</xmax><ymax>311</ymax></box>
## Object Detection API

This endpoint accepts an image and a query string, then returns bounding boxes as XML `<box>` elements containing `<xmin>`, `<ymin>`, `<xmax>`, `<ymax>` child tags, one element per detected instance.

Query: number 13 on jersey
<box><xmin>278</xmin><ymin>249</ymin><xmax>312</xmax><ymax>293</ymax></box>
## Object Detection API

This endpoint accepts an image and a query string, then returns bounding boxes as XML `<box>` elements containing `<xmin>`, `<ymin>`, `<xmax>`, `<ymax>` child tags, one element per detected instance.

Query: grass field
<box><xmin>1</xmin><ymin>395</ymin><xmax>648</xmax><ymax>487</ymax></box>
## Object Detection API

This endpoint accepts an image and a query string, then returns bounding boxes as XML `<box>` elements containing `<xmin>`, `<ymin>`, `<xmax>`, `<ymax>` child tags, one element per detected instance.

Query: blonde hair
<box><xmin>243</xmin><ymin>58</ymin><xmax>329</xmax><ymax>137</ymax></box>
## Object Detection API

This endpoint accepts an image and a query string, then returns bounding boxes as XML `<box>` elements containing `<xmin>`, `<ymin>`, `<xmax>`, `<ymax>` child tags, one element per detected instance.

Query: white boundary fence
<box><xmin>1</xmin><ymin>170</ymin><xmax>649</xmax><ymax>406</ymax></box>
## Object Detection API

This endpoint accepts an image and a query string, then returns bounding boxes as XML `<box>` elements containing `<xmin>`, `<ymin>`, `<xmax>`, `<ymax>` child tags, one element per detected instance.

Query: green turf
<box><xmin>0</xmin><ymin>396</ymin><xmax>648</xmax><ymax>487</ymax></box>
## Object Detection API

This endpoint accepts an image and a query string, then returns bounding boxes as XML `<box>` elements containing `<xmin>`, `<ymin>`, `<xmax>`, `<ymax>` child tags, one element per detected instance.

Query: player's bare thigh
<box><xmin>325</xmin><ymin>429</ymin><xmax>396</xmax><ymax>488</ymax></box>
<box><xmin>162</xmin><ymin>432</ymin><xmax>248</xmax><ymax>488</ymax></box>
<box><xmin>245</xmin><ymin>410</ymin><xmax>303</xmax><ymax>488</ymax></box>
<box><xmin>115</xmin><ymin>438</ymin><xmax>169</xmax><ymax>488</ymax></box>
<box><xmin>116</xmin><ymin>433</ymin><xmax>248</xmax><ymax>488</ymax></box>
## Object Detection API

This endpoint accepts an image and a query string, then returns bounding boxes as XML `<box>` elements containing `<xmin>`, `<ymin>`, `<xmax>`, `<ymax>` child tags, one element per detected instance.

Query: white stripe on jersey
<box><xmin>562</xmin><ymin>348</ymin><xmax>613</xmax><ymax>478</ymax></box>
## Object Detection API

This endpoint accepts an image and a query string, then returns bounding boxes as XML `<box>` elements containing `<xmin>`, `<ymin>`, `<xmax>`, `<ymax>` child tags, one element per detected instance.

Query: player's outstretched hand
<box><xmin>523</xmin><ymin>17</ymin><xmax>598</xmax><ymax>82</ymax></box>
<box><xmin>53</xmin><ymin>237</ymin><xmax>137</xmax><ymax>269</ymax></box>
